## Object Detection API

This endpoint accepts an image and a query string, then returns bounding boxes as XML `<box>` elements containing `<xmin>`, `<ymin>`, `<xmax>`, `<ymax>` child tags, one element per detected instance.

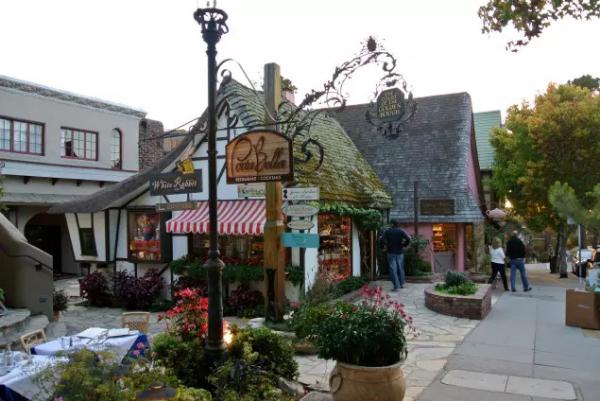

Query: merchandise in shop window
<box><xmin>127</xmin><ymin>210</ymin><xmax>168</xmax><ymax>262</ymax></box>
<box><xmin>318</xmin><ymin>213</ymin><xmax>352</xmax><ymax>282</ymax></box>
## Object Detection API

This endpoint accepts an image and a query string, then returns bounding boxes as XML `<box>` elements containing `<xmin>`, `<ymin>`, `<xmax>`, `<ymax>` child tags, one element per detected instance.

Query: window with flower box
<box><xmin>60</xmin><ymin>127</ymin><xmax>97</xmax><ymax>160</ymax></box>
<box><xmin>0</xmin><ymin>116</ymin><xmax>44</xmax><ymax>155</ymax></box>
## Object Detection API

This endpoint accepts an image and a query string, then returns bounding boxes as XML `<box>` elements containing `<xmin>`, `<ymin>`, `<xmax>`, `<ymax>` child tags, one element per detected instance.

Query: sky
<box><xmin>1</xmin><ymin>0</ymin><xmax>599</xmax><ymax>129</ymax></box>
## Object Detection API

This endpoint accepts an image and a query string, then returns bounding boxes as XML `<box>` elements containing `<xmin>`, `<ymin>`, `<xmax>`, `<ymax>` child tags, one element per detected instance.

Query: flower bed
<box><xmin>424</xmin><ymin>283</ymin><xmax>492</xmax><ymax>319</ymax></box>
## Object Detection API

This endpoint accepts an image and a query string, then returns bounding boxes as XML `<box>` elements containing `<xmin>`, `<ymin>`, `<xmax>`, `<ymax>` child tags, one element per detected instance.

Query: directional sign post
<box><xmin>282</xmin><ymin>233</ymin><xmax>320</xmax><ymax>248</ymax></box>
<box><xmin>282</xmin><ymin>204</ymin><xmax>319</xmax><ymax>218</ymax></box>
<box><xmin>282</xmin><ymin>187</ymin><xmax>320</xmax><ymax>201</ymax></box>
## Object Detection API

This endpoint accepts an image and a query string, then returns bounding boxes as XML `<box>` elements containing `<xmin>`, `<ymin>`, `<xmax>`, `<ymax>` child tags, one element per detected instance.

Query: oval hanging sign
<box><xmin>282</xmin><ymin>204</ymin><xmax>319</xmax><ymax>217</ymax></box>
<box><xmin>287</xmin><ymin>220</ymin><xmax>315</xmax><ymax>231</ymax></box>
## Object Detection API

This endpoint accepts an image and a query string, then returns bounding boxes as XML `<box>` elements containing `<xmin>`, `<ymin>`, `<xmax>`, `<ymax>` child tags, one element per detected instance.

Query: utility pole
<box><xmin>263</xmin><ymin>63</ymin><xmax>286</xmax><ymax>321</ymax></box>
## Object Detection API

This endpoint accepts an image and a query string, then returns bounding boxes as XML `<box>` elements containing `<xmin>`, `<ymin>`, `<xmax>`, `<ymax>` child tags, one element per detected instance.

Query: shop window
<box><xmin>127</xmin><ymin>210</ymin><xmax>171</xmax><ymax>263</ymax></box>
<box><xmin>190</xmin><ymin>234</ymin><xmax>265</xmax><ymax>266</ymax></box>
<box><xmin>79</xmin><ymin>228</ymin><xmax>97</xmax><ymax>256</ymax></box>
<box><xmin>432</xmin><ymin>224</ymin><xmax>456</xmax><ymax>252</ymax></box>
<box><xmin>318</xmin><ymin>213</ymin><xmax>352</xmax><ymax>282</ymax></box>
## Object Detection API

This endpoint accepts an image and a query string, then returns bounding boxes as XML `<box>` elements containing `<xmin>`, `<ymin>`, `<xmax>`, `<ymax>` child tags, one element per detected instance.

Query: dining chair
<box><xmin>20</xmin><ymin>329</ymin><xmax>47</xmax><ymax>353</ymax></box>
<box><xmin>121</xmin><ymin>312</ymin><xmax>150</xmax><ymax>334</ymax></box>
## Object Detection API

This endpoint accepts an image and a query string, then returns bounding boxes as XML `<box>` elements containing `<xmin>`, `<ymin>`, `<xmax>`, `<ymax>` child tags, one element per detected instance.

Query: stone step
<box><xmin>0</xmin><ymin>309</ymin><xmax>49</xmax><ymax>349</ymax></box>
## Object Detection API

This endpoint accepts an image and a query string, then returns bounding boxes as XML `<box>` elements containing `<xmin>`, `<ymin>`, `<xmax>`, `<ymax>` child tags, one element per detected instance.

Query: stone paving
<box><xmin>295</xmin><ymin>280</ymin><xmax>484</xmax><ymax>401</ymax></box>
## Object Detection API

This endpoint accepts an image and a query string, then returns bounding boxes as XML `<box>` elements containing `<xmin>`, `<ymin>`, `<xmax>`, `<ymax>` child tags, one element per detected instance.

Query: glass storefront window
<box><xmin>318</xmin><ymin>213</ymin><xmax>352</xmax><ymax>282</ymax></box>
<box><xmin>190</xmin><ymin>234</ymin><xmax>264</xmax><ymax>266</ymax></box>
<box><xmin>128</xmin><ymin>210</ymin><xmax>164</xmax><ymax>262</ymax></box>
<box><xmin>432</xmin><ymin>224</ymin><xmax>456</xmax><ymax>252</ymax></box>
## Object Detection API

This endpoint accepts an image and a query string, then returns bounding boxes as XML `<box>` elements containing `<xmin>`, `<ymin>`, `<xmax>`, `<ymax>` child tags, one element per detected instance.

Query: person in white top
<box><xmin>488</xmin><ymin>237</ymin><xmax>509</xmax><ymax>291</ymax></box>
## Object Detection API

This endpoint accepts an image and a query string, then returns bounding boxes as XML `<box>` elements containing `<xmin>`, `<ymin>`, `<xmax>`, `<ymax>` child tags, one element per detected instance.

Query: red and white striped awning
<box><xmin>165</xmin><ymin>200</ymin><xmax>266</xmax><ymax>235</ymax></box>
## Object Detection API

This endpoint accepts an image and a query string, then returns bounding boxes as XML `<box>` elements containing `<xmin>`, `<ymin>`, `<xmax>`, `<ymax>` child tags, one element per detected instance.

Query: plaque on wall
<box><xmin>420</xmin><ymin>199</ymin><xmax>455</xmax><ymax>216</ymax></box>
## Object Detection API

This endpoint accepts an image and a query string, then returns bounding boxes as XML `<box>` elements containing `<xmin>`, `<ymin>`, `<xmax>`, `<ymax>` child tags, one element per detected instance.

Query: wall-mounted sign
<box><xmin>226</xmin><ymin>130</ymin><xmax>293</xmax><ymax>184</ymax></box>
<box><xmin>156</xmin><ymin>201</ymin><xmax>198</xmax><ymax>212</ymax></box>
<box><xmin>377</xmin><ymin>88</ymin><xmax>405</xmax><ymax>121</ymax></box>
<box><xmin>282</xmin><ymin>233</ymin><xmax>320</xmax><ymax>248</ymax></box>
<box><xmin>237</xmin><ymin>183</ymin><xmax>266</xmax><ymax>199</ymax></box>
<box><xmin>283</xmin><ymin>187</ymin><xmax>320</xmax><ymax>201</ymax></box>
<box><xmin>149</xmin><ymin>169</ymin><xmax>202</xmax><ymax>196</ymax></box>
<box><xmin>420</xmin><ymin>199</ymin><xmax>455</xmax><ymax>216</ymax></box>
<box><xmin>287</xmin><ymin>219</ymin><xmax>315</xmax><ymax>231</ymax></box>
<box><xmin>282</xmin><ymin>204</ymin><xmax>319</xmax><ymax>217</ymax></box>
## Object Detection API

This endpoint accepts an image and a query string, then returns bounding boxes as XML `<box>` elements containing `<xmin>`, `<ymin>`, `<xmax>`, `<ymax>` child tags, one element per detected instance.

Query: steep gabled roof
<box><xmin>474</xmin><ymin>110</ymin><xmax>501</xmax><ymax>171</ymax></box>
<box><xmin>334</xmin><ymin>92</ymin><xmax>484</xmax><ymax>223</ymax></box>
<box><xmin>220</xmin><ymin>80</ymin><xmax>392</xmax><ymax>209</ymax></box>
<box><xmin>50</xmin><ymin>79</ymin><xmax>392</xmax><ymax>213</ymax></box>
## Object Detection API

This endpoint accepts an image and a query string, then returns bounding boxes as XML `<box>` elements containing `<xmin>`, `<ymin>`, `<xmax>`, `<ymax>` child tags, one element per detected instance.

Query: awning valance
<box><xmin>165</xmin><ymin>200</ymin><xmax>266</xmax><ymax>235</ymax></box>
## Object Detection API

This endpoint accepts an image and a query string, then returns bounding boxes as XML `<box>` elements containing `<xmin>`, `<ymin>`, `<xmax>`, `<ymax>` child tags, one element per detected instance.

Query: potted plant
<box><xmin>314</xmin><ymin>285</ymin><xmax>414</xmax><ymax>401</ymax></box>
<box><xmin>53</xmin><ymin>290</ymin><xmax>69</xmax><ymax>321</ymax></box>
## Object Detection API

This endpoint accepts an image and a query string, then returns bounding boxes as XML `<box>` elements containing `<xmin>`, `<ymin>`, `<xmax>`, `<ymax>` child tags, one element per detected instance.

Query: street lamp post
<box><xmin>193</xmin><ymin>5</ymin><xmax>228</xmax><ymax>357</ymax></box>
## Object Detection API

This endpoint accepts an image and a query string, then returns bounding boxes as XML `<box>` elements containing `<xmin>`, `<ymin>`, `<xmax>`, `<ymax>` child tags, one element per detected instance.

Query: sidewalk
<box><xmin>417</xmin><ymin>267</ymin><xmax>600</xmax><ymax>401</ymax></box>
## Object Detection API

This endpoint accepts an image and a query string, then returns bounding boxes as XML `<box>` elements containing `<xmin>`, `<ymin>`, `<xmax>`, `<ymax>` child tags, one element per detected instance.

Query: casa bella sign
<box><xmin>226</xmin><ymin>130</ymin><xmax>293</xmax><ymax>184</ymax></box>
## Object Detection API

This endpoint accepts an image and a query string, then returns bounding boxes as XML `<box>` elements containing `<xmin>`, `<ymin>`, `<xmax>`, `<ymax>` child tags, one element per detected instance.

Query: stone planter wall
<box><xmin>424</xmin><ymin>283</ymin><xmax>492</xmax><ymax>320</ymax></box>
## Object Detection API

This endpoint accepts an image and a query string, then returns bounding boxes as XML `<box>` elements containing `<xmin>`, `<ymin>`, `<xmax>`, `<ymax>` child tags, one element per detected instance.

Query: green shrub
<box><xmin>332</xmin><ymin>276</ymin><xmax>368</xmax><ymax>297</ymax></box>
<box><xmin>53</xmin><ymin>289</ymin><xmax>69</xmax><ymax>312</ymax></box>
<box><xmin>232</xmin><ymin>326</ymin><xmax>298</xmax><ymax>381</ymax></box>
<box><xmin>172</xmin><ymin>387</ymin><xmax>213</xmax><ymax>401</ymax></box>
<box><xmin>445</xmin><ymin>270</ymin><xmax>469</xmax><ymax>287</ymax></box>
<box><xmin>152</xmin><ymin>332</ymin><xmax>211</xmax><ymax>389</ymax></box>
<box><xmin>289</xmin><ymin>303</ymin><xmax>334</xmax><ymax>340</ymax></box>
<box><xmin>404</xmin><ymin>235</ymin><xmax>432</xmax><ymax>275</ymax></box>
<box><xmin>435</xmin><ymin>282</ymin><xmax>478</xmax><ymax>296</ymax></box>
<box><xmin>285</xmin><ymin>264</ymin><xmax>304</xmax><ymax>287</ymax></box>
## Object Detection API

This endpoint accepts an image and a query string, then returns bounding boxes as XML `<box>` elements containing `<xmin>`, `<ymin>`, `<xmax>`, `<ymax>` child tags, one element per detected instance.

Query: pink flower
<box><xmin>132</xmin><ymin>350</ymin><xmax>141</xmax><ymax>357</ymax></box>
<box><xmin>54</xmin><ymin>397</ymin><xmax>64</xmax><ymax>401</ymax></box>
<box><xmin>136</xmin><ymin>342</ymin><xmax>147</xmax><ymax>350</ymax></box>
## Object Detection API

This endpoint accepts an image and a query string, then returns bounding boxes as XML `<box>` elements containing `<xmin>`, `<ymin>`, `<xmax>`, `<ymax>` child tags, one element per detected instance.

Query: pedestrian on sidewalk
<box><xmin>488</xmin><ymin>237</ymin><xmax>509</xmax><ymax>290</ymax></box>
<box><xmin>380</xmin><ymin>219</ymin><xmax>411</xmax><ymax>291</ymax></box>
<box><xmin>506</xmin><ymin>231</ymin><xmax>532</xmax><ymax>292</ymax></box>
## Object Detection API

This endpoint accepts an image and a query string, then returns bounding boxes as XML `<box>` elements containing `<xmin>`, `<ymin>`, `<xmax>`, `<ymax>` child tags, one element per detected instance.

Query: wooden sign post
<box><xmin>263</xmin><ymin>63</ymin><xmax>286</xmax><ymax>322</ymax></box>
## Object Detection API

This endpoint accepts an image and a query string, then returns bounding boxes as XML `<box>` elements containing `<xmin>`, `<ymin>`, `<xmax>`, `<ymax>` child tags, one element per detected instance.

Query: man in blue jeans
<box><xmin>506</xmin><ymin>231</ymin><xmax>532</xmax><ymax>292</ymax></box>
<box><xmin>381</xmin><ymin>219</ymin><xmax>411</xmax><ymax>291</ymax></box>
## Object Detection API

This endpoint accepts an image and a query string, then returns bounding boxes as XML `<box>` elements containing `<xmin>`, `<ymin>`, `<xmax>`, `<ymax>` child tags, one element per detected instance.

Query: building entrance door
<box><xmin>25</xmin><ymin>225</ymin><xmax>61</xmax><ymax>273</ymax></box>
<box><xmin>433</xmin><ymin>224</ymin><xmax>456</xmax><ymax>272</ymax></box>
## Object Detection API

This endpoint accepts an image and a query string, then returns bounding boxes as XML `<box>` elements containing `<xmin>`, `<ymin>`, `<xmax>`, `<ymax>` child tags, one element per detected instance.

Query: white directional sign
<box><xmin>287</xmin><ymin>219</ymin><xmax>315</xmax><ymax>231</ymax></box>
<box><xmin>282</xmin><ymin>187</ymin><xmax>320</xmax><ymax>201</ymax></box>
<box><xmin>282</xmin><ymin>204</ymin><xmax>319</xmax><ymax>217</ymax></box>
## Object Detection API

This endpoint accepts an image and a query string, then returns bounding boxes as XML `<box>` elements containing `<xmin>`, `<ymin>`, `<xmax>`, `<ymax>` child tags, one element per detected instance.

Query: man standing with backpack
<box><xmin>380</xmin><ymin>219</ymin><xmax>411</xmax><ymax>291</ymax></box>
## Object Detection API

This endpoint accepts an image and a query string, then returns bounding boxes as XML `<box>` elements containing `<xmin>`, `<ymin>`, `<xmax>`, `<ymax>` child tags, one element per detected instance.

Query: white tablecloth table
<box><xmin>0</xmin><ymin>353</ymin><xmax>60</xmax><ymax>401</ymax></box>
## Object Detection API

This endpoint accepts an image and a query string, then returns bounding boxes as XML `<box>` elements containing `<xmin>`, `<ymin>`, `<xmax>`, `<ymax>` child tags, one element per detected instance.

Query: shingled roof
<box><xmin>220</xmin><ymin>80</ymin><xmax>392</xmax><ymax>209</ymax></box>
<box><xmin>333</xmin><ymin>93</ymin><xmax>484</xmax><ymax>223</ymax></box>
<box><xmin>50</xmin><ymin>79</ymin><xmax>392</xmax><ymax>213</ymax></box>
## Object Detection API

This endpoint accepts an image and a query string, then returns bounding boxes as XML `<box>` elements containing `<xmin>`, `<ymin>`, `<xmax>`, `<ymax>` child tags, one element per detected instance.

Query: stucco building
<box><xmin>0</xmin><ymin>75</ymin><xmax>146</xmax><ymax>277</ymax></box>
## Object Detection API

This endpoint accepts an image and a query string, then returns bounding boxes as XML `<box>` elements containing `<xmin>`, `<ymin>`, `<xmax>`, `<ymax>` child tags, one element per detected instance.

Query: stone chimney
<box><xmin>138</xmin><ymin>118</ymin><xmax>164</xmax><ymax>171</ymax></box>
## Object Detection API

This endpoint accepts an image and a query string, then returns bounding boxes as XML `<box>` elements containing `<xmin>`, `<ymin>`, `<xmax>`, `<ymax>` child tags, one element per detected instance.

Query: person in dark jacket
<box><xmin>506</xmin><ymin>231</ymin><xmax>531</xmax><ymax>292</ymax></box>
<box><xmin>380</xmin><ymin>219</ymin><xmax>411</xmax><ymax>291</ymax></box>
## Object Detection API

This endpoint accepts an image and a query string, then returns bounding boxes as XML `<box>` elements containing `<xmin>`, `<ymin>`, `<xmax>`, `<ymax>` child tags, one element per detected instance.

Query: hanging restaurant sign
<box><xmin>225</xmin><ymin>130</ymin><xmax>293</xmax><ymax>184</ymax></box>
<box><xmin>420</xmin><ymin>199</ymin><xmax>455</xmax><ymax>216</ymax></box>
<box><xmin>377</xmin><ymin>88</ymin><xmax>405</xmax><ymax>121</ymax></box>
<box><xmin>149</xmin><ymin>169</ymin><xmax>202</xmax><ymax>196</ymax></box>
<box><xmin>287</xmin><ymin>219</ymin><xmax>315</xmax><ymax>231</ymax></box>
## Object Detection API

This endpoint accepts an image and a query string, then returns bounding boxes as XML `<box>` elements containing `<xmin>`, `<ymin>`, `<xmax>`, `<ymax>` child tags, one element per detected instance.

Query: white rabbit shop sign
<box><xmin>226</xmin><ymin>130</ymin><xmax>293</xmax><ymax>184</ymax></box>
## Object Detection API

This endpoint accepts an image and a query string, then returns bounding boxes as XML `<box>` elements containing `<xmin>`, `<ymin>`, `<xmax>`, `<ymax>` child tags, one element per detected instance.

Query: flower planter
<box><xmin>53</xmin><ymin>310</ymin><xmax>60</xmax><ymax>321</ymax></box>
<box><xmin>329</xmin><ymin>361</ymin><xmax>406</xmax><ymax>401</ymax></box>
<box><xmin>424</xmin><ymin>283</ymin><xmax>492</xmax><ymax>319</ymax></box>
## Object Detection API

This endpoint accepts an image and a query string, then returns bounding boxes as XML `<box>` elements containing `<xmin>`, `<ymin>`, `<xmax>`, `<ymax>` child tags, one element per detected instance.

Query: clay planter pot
<box><xmin>329</xmin><ymin>361</ymin><xmax>406</xmax><ymax>401</ymax></box>
<box><xmin>53</xmin><ymin>310</ymin><xmax>60</xmax><ymax>321</ymax></box>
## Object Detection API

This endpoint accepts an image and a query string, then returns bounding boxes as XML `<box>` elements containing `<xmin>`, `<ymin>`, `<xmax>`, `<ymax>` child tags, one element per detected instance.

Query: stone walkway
<box><xmin>417</xmin><ymin>266</ymin><xmax>600</xmax><ymax>401</ymax></box>
<box><xmin>295</xmin><ymin>281</ymin><xmax>484</xmax><ymax>401</ymax></box>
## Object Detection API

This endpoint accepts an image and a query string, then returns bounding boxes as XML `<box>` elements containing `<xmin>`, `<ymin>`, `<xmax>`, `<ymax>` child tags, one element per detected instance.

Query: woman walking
<box><xmin>488</xmin><ymin>237</ymin><xmax>509</xmax><ymax>291</ymax></box>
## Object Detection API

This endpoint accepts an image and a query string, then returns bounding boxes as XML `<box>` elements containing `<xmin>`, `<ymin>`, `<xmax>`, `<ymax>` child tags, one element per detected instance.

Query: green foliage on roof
<box><xmin>220</xmin><ymin>80</ymin><xmax>392</xmax><ymax>210</ymax></box>
<box><xmin>474</xmin><ymin>110</ymin><xmax>501</xmax><ymax>170</ymax></box>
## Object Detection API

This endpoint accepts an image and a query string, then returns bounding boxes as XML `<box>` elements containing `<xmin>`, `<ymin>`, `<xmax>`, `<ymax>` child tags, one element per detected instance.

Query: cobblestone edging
<box><xmin>424</xmin><ymin>284</ymin><xmax>492</xmax><ymax>320</ymax></box>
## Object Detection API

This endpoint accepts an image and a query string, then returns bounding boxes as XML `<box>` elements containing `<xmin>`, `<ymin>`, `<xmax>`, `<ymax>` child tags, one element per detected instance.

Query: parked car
<box><xmin>570</xmin><ymin>248</ymin><xmax>593</xmax><ymax>277</ymax></box>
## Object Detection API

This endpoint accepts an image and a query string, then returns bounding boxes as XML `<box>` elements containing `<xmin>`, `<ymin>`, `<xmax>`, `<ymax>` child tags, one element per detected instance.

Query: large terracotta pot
<box><xmin>329</xmin><ymin>361</ymin><xmax>406</xmax><ymax>401</ymax></box>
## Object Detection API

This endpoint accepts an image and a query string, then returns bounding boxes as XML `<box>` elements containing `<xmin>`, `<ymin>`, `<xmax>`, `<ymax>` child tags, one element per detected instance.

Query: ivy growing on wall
<box><xmin>319</xmin><ymin>203</ymin><xmax>384</xmax><ymax>232</ymax></box>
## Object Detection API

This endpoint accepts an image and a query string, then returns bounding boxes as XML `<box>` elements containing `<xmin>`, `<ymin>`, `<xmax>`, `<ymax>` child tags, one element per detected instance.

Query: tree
<box><xmin>479</xmin><ymin>0</ymin><xmax>600</xmax><ymax>51</ymax></box>
<box><xmin>569</xmin><ymin>74</ymin><xmax>600</xmax><ymax>92</ymax></box>
<box><xmin>549</xmin><ymin>182</ymin><xmax>600</xmax><ymax>231</ymax></box>
<box><xmin>491</xmin><ymin>83</ymin><xmax>600</xmax><ymax>275</ymax></box>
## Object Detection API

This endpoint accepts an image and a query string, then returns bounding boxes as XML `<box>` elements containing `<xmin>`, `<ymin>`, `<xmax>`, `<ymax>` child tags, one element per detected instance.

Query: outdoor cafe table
<box><xmin>0</xmin><ymin>353</ymin><xmax>60</xmax><ymax>401</ymax></box>
<box><xmin>31</xmin><ymin>328</ymin><xmax>149</xmax><ymax>362</ymax></box>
